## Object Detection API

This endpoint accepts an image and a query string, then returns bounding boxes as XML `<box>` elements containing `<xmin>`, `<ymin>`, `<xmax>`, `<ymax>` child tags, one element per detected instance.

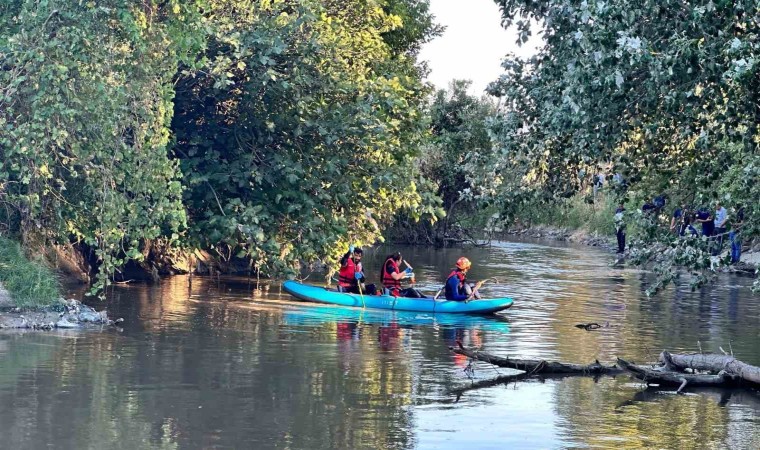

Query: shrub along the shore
<box><xmin>0</xmin><ymin>236</ymin><xmax>60</xmax><ymax>308</ymax></box>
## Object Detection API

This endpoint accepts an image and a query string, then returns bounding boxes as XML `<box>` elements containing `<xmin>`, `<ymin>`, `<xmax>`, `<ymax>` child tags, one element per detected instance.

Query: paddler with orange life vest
<box><xmin>445</xmin><ymin>257</ymin><xmax>480</xmax><ymax>301</ymax></box>
<box><xmin>380</xmin><ymin>252</ymin><xmax>424</xmax><ymax>298</ymax></box>
<box><xmin>337</xmin><ymin>246</ymin><xmax>376</xmax><ymax>295</ymax></box>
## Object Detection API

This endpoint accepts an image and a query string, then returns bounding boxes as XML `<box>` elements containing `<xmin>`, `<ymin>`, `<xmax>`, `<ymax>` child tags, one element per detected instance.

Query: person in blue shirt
<box><xmin>670</xmin><ymin>204</ymin><xmax>684</xmax><ymax>234</ymax></box>
<box><xmin>695</xmin><ymin>207</ymin><xmax>714</xmax><ymax>237</ymax></box>
<box><xmin>445</xmin><ymin>257</ymin><xmax>479</xmax><ymax>301</ymax></box>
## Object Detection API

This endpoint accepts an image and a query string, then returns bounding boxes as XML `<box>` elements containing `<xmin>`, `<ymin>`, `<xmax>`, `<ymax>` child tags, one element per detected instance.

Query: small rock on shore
<box><xmin>0</xmin><ymin>298</ymin><xmax>120</xmax><ymax>330</ymax></box>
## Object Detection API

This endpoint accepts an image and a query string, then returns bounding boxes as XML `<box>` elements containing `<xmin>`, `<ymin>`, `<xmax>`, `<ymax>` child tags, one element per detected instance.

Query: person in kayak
<box><xmin>445</xmin><ymin>257</ymin><xmax>480</xmax><ymax>301</ymax></box>
<box><xmin>337</xmin><ymin>246</ymin><xmax>376</xmax><ymax>295</ymax></box>
<box><xmin>380</xmin><ymin>252</ymin><xmax>423</xmax><ymax>297</ymax></box>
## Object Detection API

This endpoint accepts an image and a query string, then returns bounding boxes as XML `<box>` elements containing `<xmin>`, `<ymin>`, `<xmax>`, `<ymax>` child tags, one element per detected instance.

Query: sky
<box><xmin>418</xmin><ymin>0</ymin><xmax>541</xmax><ymax>95</ymax></box>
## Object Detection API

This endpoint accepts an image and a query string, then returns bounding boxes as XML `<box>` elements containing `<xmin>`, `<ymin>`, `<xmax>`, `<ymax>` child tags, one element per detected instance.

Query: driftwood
<box><xmin>617</xmin><ymin>358</ymin><xmax>730</xmax><ymax>393</ymax></box>
<box><xmin>451</xmin><ymin>344</ymin><xmax>760</xmax><ymax>393</ymax></box>
<box><xmin>659</xmin><ymin>352</ymin><xmax>760</xmax><ymax>385</ymax></box>
<box><xmin>450</xmin><ymin>342</ymin><xmax>622</xmax><ymax>375</ymax></box>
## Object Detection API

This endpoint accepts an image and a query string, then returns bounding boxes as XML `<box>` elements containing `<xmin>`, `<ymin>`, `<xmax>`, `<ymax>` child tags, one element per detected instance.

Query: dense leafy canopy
<box><xmin>1</xmin><ymin>1</ymin><xmax>200</xmax><ymax>289</ymax></box>
<box><xmin>173</xmin><ymin>0</ymin><xmax>439</xmax><ymax>275</ymax></box>
<box><xmin>484</xmin><ymin>0</ymin><xmax>759</xmax><ymax>290</ymax></box>
<box><xmin>1</xmin><ymin>0</ymin><xmax>440</xmax><ymax>289</ymax></box>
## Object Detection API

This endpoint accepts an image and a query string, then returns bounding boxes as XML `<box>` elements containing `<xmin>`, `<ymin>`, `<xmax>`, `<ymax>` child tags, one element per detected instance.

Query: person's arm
<box><xmin>340</xmin><ymin>252</ymin><xmax>351</xmax><ymax>267</ymax></box>
<box><xmin>386</xmin><ymin>263</ymin><xmax>410</xmax><ymax>281</ymax></box>
<box><xmin>446</xmin><ymin>276</ymin><xmax>468</xmax><ymax>301</ymax></box>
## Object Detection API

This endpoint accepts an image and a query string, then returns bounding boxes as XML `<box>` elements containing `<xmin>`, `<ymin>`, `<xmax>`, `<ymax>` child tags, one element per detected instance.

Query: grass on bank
<box><xmin>0</xmin><ymin>235</ymin><xmax>60</xmax><ymax>308</ymax></box>
<box><xmin>520</xmin><ymin>194</ymin><xmax>617</xmax><ymax>237</ymax></box>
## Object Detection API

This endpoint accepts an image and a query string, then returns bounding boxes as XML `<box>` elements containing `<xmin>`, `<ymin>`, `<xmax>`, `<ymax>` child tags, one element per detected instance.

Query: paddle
<box><xmin>357</xmin><ymin>281</ymin><xmax>365</xmax><ymax>308</ymax></box>
<box><xmin>355</xmin><ymin>271</ymin><xmax>366</xmax><ymax>308</ymax></box>
<box><xmin>465</xmin><ymin>277</ymin><xmax>499</xmax><ymax>302</ymax></box>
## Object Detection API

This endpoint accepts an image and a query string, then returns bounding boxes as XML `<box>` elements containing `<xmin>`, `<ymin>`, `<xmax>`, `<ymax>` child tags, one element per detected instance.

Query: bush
<box><xmin>0</xmin><ymin>236</ymin><xmax>60</xmax><ymax>308</ymax></box>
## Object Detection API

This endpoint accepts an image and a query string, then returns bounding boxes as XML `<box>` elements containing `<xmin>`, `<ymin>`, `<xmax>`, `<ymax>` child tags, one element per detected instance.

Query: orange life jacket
<box><xmin>338</xmin><ymin>257</ymin><xmax>358</xmax><ymax>288</ymax></box>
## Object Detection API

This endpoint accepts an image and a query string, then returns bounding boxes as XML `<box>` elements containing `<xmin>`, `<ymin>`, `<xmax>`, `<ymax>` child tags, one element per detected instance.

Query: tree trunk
<box><xmin>617</xmin><ymin>358</ymin><xmax>729</xmax><ymax>392</ymax></box>
<box><xmin>659</xmin><ymin>352</ymin><xmax>760</xmax><ymax>385</ymax></box>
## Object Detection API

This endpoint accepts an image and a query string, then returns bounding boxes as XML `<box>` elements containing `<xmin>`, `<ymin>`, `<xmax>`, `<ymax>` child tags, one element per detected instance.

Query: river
<box><xmin>1</xmin><ymin>239</ymin><xmax>759</xmax><ymax>449</ymax></box>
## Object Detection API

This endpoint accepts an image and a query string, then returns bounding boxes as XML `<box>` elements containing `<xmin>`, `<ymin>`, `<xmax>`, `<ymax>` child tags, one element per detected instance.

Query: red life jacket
<box><xmin>338</xmin><ymin>257</ymin><xmax>358</xmax><ymax>288</ymax></box>
<box><xmin>382</xmin><ymin>258</ymin><xmax>402</xmax><ymax>295</ymax></box>
<box><xmin>447</xmin><ymin>270</ymin><xmax>466</xmax><ymax>288</ymax></box>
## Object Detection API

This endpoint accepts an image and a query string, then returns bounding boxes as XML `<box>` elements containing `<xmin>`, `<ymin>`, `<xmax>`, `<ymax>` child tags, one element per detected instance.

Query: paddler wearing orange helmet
<box><xmin>444</xmin><ymin>257</ymin><xmax>480</xmax><ymax>301</ymax></box>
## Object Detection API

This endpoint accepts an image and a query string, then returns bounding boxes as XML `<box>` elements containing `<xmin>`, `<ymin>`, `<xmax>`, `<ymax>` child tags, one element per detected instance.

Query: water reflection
<box><xmin>0</xmin><ymin>238</ymin><xmax>758</xmax><ymax>449</ymax></box>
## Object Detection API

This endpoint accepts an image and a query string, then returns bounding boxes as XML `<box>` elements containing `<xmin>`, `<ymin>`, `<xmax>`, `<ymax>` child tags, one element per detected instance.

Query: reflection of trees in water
<box><xmin>0</xmin><ymin>277</ymin><xmax>424</xmax><ymax>449</ymax></box>
<box><xmin>553</xmin><ymin>377</ymin><xmax>738</xmax><ymax>448</ymax></box>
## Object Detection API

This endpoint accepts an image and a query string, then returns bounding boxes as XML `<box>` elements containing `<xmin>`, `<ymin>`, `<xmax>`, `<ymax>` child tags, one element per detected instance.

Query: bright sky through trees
<box><xmin>418</xmin><ymin>0</ymin><xmax>540</xmax><ymax>95</ymax></box>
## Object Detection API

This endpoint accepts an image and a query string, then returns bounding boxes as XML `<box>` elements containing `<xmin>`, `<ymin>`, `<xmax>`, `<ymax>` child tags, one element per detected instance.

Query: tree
<box><xmin>0</xmin><ymin>1</ymin><xmax>201</xmax><ymax>291</ymax></box>
<box><xmin>172</xmin><ymin>0</ymin><xmax>439</xmax><ymax>275</ymax></box>
<box><xmin>486</xmin><ymin>0</ymin><xmax>759</xmax><ymax>292</ymax></box>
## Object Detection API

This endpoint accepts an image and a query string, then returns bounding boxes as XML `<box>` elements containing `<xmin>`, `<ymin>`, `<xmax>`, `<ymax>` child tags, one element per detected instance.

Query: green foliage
<box><xmin>1</xmin><ymin>1</ymin><xmax>200</xmax><ymax>293</ymax></box>
<box><xmin>0</xmin><ymin>236</ymin><xmax>60</xmax><ymax>308</ymax></box>
<box><xmin>487</xmin><ymin>0</ymin><xmax>759</xmax><ymax>292</ymax></box>
<box><xmin>520</xmin><ymin>194</ymin><xmax>617</xmax><ymax>237</ymax></box>
<box><xmin>172</xmin><ymin>0</ymin><xmax>439</xmax><ymax>274</ymax></box>
<box><xmin>1</xmin><ymin>0</ymin><xmax>438</xmax><ymax>288</ymax></box>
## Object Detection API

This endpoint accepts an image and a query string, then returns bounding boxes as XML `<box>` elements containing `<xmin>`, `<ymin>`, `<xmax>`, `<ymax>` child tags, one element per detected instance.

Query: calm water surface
<box><xmin>1</xmin><ymin>239</ymin><xmax>759</xmax><ymax>449</ymax></box>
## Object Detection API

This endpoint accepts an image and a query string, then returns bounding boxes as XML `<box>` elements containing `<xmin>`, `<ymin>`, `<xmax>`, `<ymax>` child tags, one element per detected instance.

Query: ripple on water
<box><xmin>0</xmin><ymin>239</ymin><xmax>758</xmax><ymax>449</ymax></box>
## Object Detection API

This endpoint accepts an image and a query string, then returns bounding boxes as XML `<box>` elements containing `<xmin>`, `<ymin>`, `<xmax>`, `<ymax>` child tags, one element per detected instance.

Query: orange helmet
<box><xmin>456</xmin><ymin>257</ymin><xmax>472</xmax><ymax>271</ymax></box>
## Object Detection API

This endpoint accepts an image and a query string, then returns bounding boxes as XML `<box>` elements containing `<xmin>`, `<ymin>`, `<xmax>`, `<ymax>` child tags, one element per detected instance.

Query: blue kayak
<box><xmin>282</xmin><ymin>281</ymin><xmax>513</xmax><ymax>314</ymax></box>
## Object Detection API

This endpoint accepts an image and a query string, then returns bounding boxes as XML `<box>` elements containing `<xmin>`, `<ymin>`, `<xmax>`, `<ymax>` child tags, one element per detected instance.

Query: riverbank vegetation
<box><xmin>478</xmin><ymin>0</ymin><xmax>759</xmax><ymax>292</ymax></box>
<box><xmin>1</xmin><ymin>0</ymin><xmax>757</xmax><ymax>295</ymax></box>
<box><xmin>1</xmin><ymin>0</ymin><xmax>442</xmax><ymax>293</ymax></box>
<box><xmin>0</xmin><ymin>236</ymin><xmax>60</xmax><ymax>308</ymax></box>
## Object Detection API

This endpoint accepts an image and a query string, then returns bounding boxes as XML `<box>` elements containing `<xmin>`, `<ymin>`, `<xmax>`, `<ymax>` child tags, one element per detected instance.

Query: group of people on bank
<box><xmin>337</xmin><ymin>247</ymin><xmax>480</xmax><ymax>301</ymax></box>
<box><xmin>613</xmin><ymin>198</ymin><xmax>745</xmax><ymax>263</ymax></box>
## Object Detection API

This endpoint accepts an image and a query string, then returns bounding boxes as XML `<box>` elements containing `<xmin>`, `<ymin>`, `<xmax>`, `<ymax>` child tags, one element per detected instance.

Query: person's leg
<box><xmin>616</xmin><ymin>229</ymin><xmax>623</xmax><ymax>253</ymax></box>
<box><xmin>365</xmin><ymin>283</ymin><xmax>377</xmax><ymax>295</ymax></box>
<box><xmin>463</xmin><ymin>283</ymin><xmax>481</xmax><ymax>299</ymax></box>
<box><xmin>345</xmin><ymin>285</ymin><xmax>359</xmax><ymax>294</ymax></box>
<box><xmin>730</xmin><ymin>232</ymin><xmax>741</xmax><ymax>263</ymax></box>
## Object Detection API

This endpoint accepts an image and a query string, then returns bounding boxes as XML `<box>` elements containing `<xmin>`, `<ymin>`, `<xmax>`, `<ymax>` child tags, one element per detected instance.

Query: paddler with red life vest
<box><xmin>380</xmin><ymin>252</ymin><xmax>422</xmax><ymax>297</ymax></box>
<box><xmin>445</xmin><ymin>257</ymin><xmax>480</xmax><ymax>301</ymax></box>
<box><xmin>337</xmin><ymin>246</ymin><xmax>377</xmax><ymax>295</ymax></box>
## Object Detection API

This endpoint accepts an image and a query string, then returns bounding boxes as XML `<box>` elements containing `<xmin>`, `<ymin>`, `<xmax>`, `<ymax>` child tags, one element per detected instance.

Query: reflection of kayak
<box><xmin>282</xmin><ymin>306</ymin><xmax>511</xmax><ymax>333</ymax></box>
<box><xmin>282</xmin><ymin>281</ymin><xmax>513</xmax><ymax>314</ymax></box>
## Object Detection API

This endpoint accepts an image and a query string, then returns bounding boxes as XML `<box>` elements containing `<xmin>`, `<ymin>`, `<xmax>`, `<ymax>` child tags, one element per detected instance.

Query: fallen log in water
<box><xmin>616</xmin><ymin>358</ymin><xmax>730</xmax><ymax>393</ymax></box>
<box><xmin>659</xmin><ymin>352</ymin><xmax>760</xmax><ymax>385</ymax></box>
<box><xmin>450</xmin><ymin>342</ymin><xmax>622</xmax><ymax>375</ymax></box>
<box><xmin>450</xmin><ymin>344</ymin><xmax>760</xmax><ymax>393</ymax></box>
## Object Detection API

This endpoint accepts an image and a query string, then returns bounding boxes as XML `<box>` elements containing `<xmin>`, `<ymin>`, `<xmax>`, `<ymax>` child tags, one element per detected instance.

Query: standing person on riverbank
<box><xmin>671</xmin><ymin>203</ymin><xmax>685</xmax><ymax>234</ymax></box>
<box><xmin>614</xmin><ymin>203</ymin><xmax>626</xmax><ymax>254</ymax></box>
<box><xmin>713</xmin><ymin>201</ymin><xmax>729</xmax><ymax>254</ymax></box>
<box><xmin>730</xmin><ymin>205</ymin><xmax>744</xmax><ymax>263</ymax></box>
<box><xmin>695</xmin><ymin>207</ymin><xmax>714</xmax><ymax>237</ymax></box>
<box><xmin>338</xmin><ymin>247</ymin><xmax>377</xmax><ymax>295</ymax></box>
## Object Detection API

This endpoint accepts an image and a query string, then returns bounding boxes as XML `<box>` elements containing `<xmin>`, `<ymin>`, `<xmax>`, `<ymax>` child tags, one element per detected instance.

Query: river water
<box><xmin>1</xmin><ymin>239</ymin><xmax>759</xmax><ymax>449</ymax></box>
